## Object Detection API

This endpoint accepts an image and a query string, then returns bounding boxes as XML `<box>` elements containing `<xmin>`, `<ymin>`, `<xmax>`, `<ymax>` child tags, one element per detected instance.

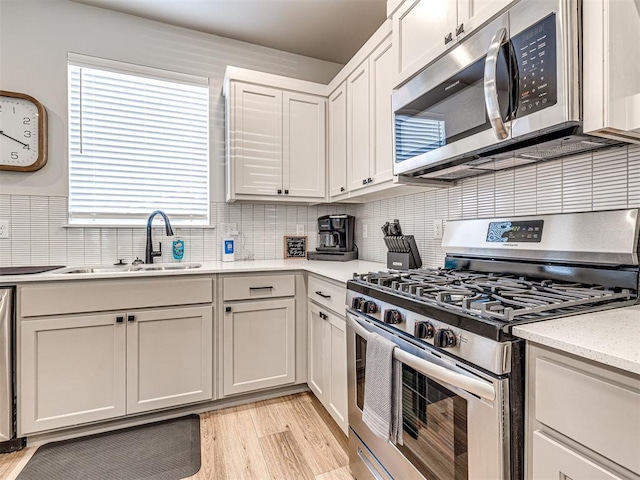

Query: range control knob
<box><xmin>414</xmin><ymin>321</ymin><xmax>436</xmax><ymax>339</ymax></box>
<box><xmin>434</xmin><ymin>329</ymin><xmax>457</xmax><ymax>348</ymax></box>
<box><xmin>362</xmin><ymin>301</ymin><xmax>378</xmax><ymax>314</ymax></box>
<box><xmin>351</xmin><ymin>297</ymin><xmax>365</xmax><ymax>310</ymax></box>
<box><xmin>384</xmin><ymin>309</ymin><xmax>403</xmax><ymax>325</ymax></box>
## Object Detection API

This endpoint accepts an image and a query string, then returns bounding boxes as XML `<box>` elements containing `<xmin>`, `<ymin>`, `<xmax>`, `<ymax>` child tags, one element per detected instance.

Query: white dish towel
<box><xmin>362</xmin><ymin>332</ymin><xmax>403</xmax><ymax>445</ymax></box>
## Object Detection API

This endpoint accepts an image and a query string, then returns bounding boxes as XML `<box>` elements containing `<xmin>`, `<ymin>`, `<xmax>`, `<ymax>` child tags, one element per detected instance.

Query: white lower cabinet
<box><xmin>20</xmin><ymin>305</ymin><xmax>213</xmax><ymax>435</ymax></box>
<box><xmin>307</xmin><ymin>301</ymin><xmax>348</xmax><ymax>434</ymax></box>
<box><xmin>222</xmin><ymin>298</ymin><xmax>296</xmax><ymax>396</ymax></box>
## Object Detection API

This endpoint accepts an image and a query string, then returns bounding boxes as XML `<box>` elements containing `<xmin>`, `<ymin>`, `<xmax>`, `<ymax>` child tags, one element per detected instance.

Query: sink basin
<box><xmin>52</xmin><ymin>263</ymin><xmax>202</xmax><ymax>274</ymax></box>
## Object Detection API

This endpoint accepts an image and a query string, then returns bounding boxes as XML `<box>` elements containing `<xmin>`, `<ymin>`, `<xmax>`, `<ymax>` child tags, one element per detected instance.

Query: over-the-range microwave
<box><xmin>392</xmin><ymin>0</ymin><xmax>623</xmax><ymax>180</ymax></box>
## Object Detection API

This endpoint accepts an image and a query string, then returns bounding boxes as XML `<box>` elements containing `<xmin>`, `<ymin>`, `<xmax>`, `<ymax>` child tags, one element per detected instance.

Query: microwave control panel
<box><xmin>512</xmin><ymin>14</ymin><xmax>557</xmax><ymax>118</ymax></box>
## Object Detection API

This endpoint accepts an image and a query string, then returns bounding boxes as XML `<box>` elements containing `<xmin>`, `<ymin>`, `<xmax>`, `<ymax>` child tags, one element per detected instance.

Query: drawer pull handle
<box><xmin>127</xmin><ymin>315</ymin><xmax>136</xmax><ymax>322</ymax></box>
<box><xmin>315</xmin><ymin>291</ymin><xmax>331</xmax><ymax>299</ymax></box>
<box><xmin>116</xmin><ymin>316</ymin><xmax>124</xmax><ymax>324</ymax></box>
<box><xmin>250</xmin><ymin>286</ymin><xmax>274</xmax><ymax>291</ymax></box>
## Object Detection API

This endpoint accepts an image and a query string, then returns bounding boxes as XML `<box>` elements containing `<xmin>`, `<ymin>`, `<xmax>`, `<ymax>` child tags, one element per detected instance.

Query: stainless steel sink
<box><xmin>52</xmin><ymin>263</ymin><xmax>202</xmax><ymax>274</ymax></box>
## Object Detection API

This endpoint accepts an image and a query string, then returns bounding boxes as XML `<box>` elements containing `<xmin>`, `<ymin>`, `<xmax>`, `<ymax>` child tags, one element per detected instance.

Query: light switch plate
<box><xmin>0</xmin><ymin>220</ymin><xmax>9</xmax><ymax>239</ymax></box>
<box><xmin>296</xmin><ymin>224</ymin><xmax>305</xmax><ymax>235</ymax></box>
<box><xmin>433</xmin><ymin>219</ymin><xmax>444</xmax><ymax>239</ymax></box>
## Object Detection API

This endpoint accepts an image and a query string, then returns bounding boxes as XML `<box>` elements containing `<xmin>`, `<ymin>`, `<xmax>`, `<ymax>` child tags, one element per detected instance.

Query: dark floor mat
<box><xmin>17</xmin><ymin>415</ymin><xmax>201</xmax><ymax>480</ymax></box>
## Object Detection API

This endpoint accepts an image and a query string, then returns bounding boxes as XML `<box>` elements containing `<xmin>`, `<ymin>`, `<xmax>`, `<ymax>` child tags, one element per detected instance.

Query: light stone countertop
<box><xmin>512</xmin><ymin>305</ymin><xmax>640</xmax><ymax>375</ymax></box>
<box><xmin>0</xmin><ymin>259</ymin><xmax>388</xmax><ymax>285</ymax></box>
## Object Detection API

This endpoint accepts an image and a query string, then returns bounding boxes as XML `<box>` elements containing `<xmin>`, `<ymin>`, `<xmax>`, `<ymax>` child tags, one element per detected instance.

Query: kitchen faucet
<box><xmin>145</xmin><ymin>210</ymin><xmax>174</xmax><ymax>264</ymax></box>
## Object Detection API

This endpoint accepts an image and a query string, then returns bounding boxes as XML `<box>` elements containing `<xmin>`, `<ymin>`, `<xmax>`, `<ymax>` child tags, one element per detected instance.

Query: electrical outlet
<box><xmin>363</xmin><ymin>224</ymin><xmax>368</xmax><ymax>239</ymax></box>
<box><xmin>0</xmin><ymin>220</ymin><xmax>9</xmax><ymax>239</ymax></box>
<box><xmin>220</xmin><ymin>223</ymin><xmax>238</xmax><ymax>236</ymax></box>
<box><xmin>433</xmin><ymin>219</ymin><xmax>444</xmax><ymax>240</ymax></box>
<box><xmin>296</xmin><ymin>224</ymin><xmax>305</xmax><ymax>235</ymax></box>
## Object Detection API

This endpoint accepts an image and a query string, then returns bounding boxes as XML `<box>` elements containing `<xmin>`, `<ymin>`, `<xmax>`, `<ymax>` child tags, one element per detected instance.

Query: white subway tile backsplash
<box><xmin>1</xmin><ymin>146</ymin><xmax>638</xmax><ymax>268</ymax></box>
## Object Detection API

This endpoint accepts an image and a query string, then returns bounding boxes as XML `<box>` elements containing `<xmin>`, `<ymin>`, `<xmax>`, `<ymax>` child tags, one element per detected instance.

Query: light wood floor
<box><xmin>0</xmin><ymin>392</ymin><xmax>354</xmax><ymax>480</ymax></box>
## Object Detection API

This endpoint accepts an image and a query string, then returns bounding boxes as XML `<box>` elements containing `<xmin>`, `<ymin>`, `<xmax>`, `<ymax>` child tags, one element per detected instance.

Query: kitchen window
<box><xmin>67</xmin><ymin>54</ymin><xmax>210</xmax><ymax>225</ymax></box>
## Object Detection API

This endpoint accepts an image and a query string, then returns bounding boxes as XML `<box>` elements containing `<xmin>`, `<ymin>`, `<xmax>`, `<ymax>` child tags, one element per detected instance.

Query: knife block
<box><xmin>384</xmin><ymin>235</ymin><xmax>422</xmax><ymax>270</ymax></box>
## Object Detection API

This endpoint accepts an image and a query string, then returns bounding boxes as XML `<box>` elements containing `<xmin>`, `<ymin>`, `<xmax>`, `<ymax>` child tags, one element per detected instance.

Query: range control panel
<box><xmin>486</xmin><ymin>220</ymin><xmax>544</xmax><ymax>243</ymax></box>
<box><xmin>512</xmin><ymin>14</ymin><xmax>557</xmax><ymax>117</ymax></box>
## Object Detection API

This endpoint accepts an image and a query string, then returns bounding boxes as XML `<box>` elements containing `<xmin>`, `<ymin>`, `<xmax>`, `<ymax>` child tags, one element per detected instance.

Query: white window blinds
<box><xmin>68</xmin><ymin>55</ymin><xmax>210</xmax><ymax>225</ymax></box>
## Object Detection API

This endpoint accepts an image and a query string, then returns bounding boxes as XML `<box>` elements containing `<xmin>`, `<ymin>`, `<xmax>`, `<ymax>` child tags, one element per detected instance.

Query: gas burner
<box><xmin>352</xmin><ymin>269</ymin><xmax>632</xmax><ymax>323</ymax></box>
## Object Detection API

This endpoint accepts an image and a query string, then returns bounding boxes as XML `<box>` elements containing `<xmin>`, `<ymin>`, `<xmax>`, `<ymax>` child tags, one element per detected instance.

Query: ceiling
<box><xmin>71</xmin><ymin>0</ymin><xmax>388</xmax><ymax>64</ymax></box>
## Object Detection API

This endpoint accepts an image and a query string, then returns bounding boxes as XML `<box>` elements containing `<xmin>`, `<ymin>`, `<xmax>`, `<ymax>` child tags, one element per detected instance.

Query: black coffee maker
<box><xmin>308</xmin><ymin>214</ymin><xmax>358</xmax><ymax>261</ymax></box>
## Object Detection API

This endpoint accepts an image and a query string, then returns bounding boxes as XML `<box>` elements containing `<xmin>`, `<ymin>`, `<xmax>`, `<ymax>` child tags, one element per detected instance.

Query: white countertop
<box><xmin>0</xmin><ymin>259</ymin><xmax>388</xmax><ymax>285</ymax></box>
<box><xmin>513</xmin><ymin>305</ymin><xmax>640</xmax><ymax>375</ymax></box>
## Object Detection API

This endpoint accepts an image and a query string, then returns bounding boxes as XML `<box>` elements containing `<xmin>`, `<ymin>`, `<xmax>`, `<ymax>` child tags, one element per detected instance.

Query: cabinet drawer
<box><xmin>308</xmin><ymin>275</ymin><xmax>346</xmax><ymax>315</ymax></box>
<box><xmin>20</xmin><ymin>277</ymin><xmax>213</xmax><ymax>318</ymax></box>
<box><xmin>223</xmin><ymin>274</ymin><xmax>295</xmax><ymax>301</ymax></box>
<box><xmin>532</xmin><ymin>430</ymin><xmax>625</xmax><ymax>480</ymax></box>
<box><xmin>535</xmin><ymin>357</ymin><xmax>640</xmax><ymax>474</ymax></box>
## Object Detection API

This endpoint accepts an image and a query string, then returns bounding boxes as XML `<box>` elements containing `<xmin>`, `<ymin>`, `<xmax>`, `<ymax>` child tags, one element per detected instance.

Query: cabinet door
<box><xmin>223</xmin><ymin>298</ymin><xmax>295</xmax><ymax>396</ymax></box>
<box><xmin>347</xmin><ymin>62</ymin><xmax>371</xmax><ymax>192</ymax></box>
<box><xmin>369</xmin><ymin>36</ymin><xmax>395</xmax><ymax>186</ymax></box>
<box><xmin>328</xmin><ymin>314</ymin><xmax>348</xmax><ymax>434</ymax></box>
<box><xmin>232</xmin><ymin>83</ymin><xmax>283</xmax><ymax>196</ymax></box>
<box><xmin>457</xmin><ymin>0</ymin><xmax>512</xmax><ymax>39</ymax></box>
<box><xmin>328</xmin><ymin>83</ymin><xmax>348</xmax><ymax>198</ymax></box>
<box><xmin>126</xmin><ymin>306</ymin><xmax>213</xmax><ymax>414</ymax></box>
<box><xmin>532</xmin><ymin>431</ymin><xmax>625</xmax><ymax>480</ymax></box>
<box><xmin>20</xmin><ymin>314</ymin><xmax>126</xmax><ymax>434</ymax></box>
<box><xmin>308</xmin><ymin>302</ymin><xmax>330</xmax><ymax>403</ymax></box>
<box><xmin>392</xmin><ymin>0</ymin><xmax>457</xmax><ymax>87</ymax></box>
<box><xmin>283</xmin><ymin>92</ymin><xmax>326</xmax><ymax>198</ymax></box>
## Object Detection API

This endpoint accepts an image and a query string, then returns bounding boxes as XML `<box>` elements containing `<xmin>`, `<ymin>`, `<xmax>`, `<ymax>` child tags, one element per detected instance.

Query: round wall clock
<box><xmin>0</xmin><ymin>90</ymin><xmax>48</xmax><ymax>172</ymax></box>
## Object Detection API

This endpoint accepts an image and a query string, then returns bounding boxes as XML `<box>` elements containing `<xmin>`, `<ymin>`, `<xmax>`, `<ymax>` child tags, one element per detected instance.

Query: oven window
<box><xmin>356</xmin><ymin>335</ymin><xmax>469</xmax><ymax>480</ymax></box>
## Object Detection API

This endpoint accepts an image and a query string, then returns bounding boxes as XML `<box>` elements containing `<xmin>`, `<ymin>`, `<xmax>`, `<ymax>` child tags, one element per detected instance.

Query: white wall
<box><xmin>0</xmin><ymin>0</ymin><xmax>342</xmax><ymax>200</ymax></box>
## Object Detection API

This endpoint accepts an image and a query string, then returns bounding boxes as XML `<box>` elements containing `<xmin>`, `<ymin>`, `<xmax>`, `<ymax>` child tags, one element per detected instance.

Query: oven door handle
<box><xmin>349</xmin><ymin>316</ymin><xmax>496</xmax><ymax>401</ymax></box>
<box><xmin>484</xmin><ymin>27</ymin><xmax>509</xmax><ymax>141</ymax></box>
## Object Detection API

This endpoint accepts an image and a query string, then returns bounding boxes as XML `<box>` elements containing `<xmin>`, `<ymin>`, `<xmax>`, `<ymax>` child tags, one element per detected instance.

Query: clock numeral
<box><xmin>23</xmin><ymin>117</ymin><xmax>30</xmax><ymax>125</ymax></box>
<box><xmin>23</xmin><ymin>145</ymin><xmax>30</xmax><ymax>150</ymax></box>
<box><xmin>11</xmin><ymin>152</ymin><xmax>18</xmax><ymax>160</ymax></box>
<box><xmin>24</xmin><ymin>131</ymin><xmax>31</xmax><ymax>138</ymax></box>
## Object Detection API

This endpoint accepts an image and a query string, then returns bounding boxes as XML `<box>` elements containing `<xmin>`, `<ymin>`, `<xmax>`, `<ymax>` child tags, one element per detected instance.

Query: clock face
<box><xmin>0</xmin><ymin>92</ymin><xmax>47</xmax><ymax>171</ymax></box>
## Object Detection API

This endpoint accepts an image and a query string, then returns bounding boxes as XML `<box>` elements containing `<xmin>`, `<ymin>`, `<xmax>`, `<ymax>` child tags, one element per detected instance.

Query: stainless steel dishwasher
<box><xmin>0</xmin><ymin>287</ymin><xmax>24</xmax><ymax>452</ymax></box>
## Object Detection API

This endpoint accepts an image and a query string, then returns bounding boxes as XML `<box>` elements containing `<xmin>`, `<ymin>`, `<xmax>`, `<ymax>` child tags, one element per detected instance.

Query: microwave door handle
<box><xmin>348</xmin><ymin>315</ymin><xmax>496</xmax><ymax>401</ymax></box>
<box><xmin>484</xmin><ymin>27</ymin><xmax>509</xmax><ymax>140</ymax></box>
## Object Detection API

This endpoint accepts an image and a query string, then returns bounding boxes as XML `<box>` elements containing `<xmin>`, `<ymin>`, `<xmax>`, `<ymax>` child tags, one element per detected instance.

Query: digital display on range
<box><xmin>486</xmin><ymin>220</ymin><xmax>544</xmax><ymax>243</ymax></box>
<box><xmin>511</xmin><ymin>14</ymin><xmax>557</xmax><ymax>118</ymax></box>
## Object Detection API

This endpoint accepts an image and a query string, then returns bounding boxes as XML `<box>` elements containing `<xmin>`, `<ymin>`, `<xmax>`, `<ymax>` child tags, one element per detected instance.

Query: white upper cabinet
<box><xmin>224</xmin><ymin>68</ymin><xmax>327</xmax><ymax>202</ymax></box>
<box><xmin>392</xmin><ymin>0</ymin><xmax>513</xmax><ymax>87</ymax></box>
<box><xmin>328</xmin><ymin>83</ymin><xmax>348</xmax><ymax>197</ymax></box>
<box><xmin>369</xmin><ymin>36</ymin><xmax>395</xmax><ymax>185</ymax></box>
<box><xmin>346</xmin><ymin>61</ymin><xmax>372</xmax><ymax>192</ymax></box>
<box><xmin>231</xmin><ymin>83</ymin><xmax>284</xmax><ymax>196</ymax></box>
<box><xmin>283</xmin><ymin>92</ymin><xmax>326</xmax><ymax>198</ymax></box>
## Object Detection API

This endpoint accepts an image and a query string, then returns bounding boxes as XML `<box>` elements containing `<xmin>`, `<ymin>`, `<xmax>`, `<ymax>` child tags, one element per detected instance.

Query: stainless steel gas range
<box><xmin>346</xmin><ymin>209</ymin><xmax>640</xmax><ymax>480</ymax></box>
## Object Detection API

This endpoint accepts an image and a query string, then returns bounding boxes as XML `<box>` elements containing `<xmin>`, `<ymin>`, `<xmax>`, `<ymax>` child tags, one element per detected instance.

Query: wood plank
<box><xmin>315</xmin><ymin>466</ymin><xmax>355</xmax><ymax>480</ymax></box>
<box><xmin>259</xmin><ymin>430</ymin><xmax>315</xmax><ymax>480</ymax></box>
<box><xmin>249</xmin><ymin>394</ymin><xmax>296</xmax><ymax>438</ymax></box>
<box><xmin>283</xmin><ymin>393</ymin><xmax>349</xmax><ymax>475</ymax></box>
<box><xmin>0</xmin><ymin>447</ymin><xmax>36</xmax><ymax>480</ymax></box>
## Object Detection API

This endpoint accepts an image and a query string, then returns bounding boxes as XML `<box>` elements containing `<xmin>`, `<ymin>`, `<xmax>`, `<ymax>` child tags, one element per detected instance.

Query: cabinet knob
<box><xmin>362</xmin><ymin>179</ymin><xmax>367</xmax><ymax>185</ymax></box>
<box><xmin>340</xmin><ymin>186</ymin><xmax>345</xmax><ymax>192</ymax></box>
<box><xmin>277</xmin><ymin>189</ymin><xmax>282</xmax><ymax>194</ymax></box>
<box><xmin>225</xmin><ymin>306</ymin><xmax>232</xmax><ymax>313</ymax></box>
<box><xmin>319</xmin><ymin>311</ymin><xmax>328</xmax><ymax>320</ymax></box>
<box><xmin>127</xmin><ymin>315</ymin><xmax>136</xmax><ymax>322</ymax></box>
<box><xmin>456</xmin><ymin>23</ymin><xmax>464</xmax><ymax>36</ymax></box>
<box><xmin>116</xmin><ymin>316</ymin><xmax>124</xmax><ymax>323</ymax></box>
<box><xmin>444</xmin><ymin>32</ymin><xmax>453</xmax><ymax>44</ymax></box>
<box><xmin>284</xmin><ymin>190</ymin><xmax>289</xmax><ymax>195</ymax></box>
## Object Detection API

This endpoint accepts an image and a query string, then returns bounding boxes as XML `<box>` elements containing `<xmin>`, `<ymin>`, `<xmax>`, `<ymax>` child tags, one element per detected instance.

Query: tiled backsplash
<box><xmin>1</xmin><ymin>145</ymin><xmax>639</xmax><ymax>268</ymax></box>
<box><xmin>0</xmin><ymin>197</ymin><xmax>356</xmax><ymax>267</ymax></box>
<box><xmin>353</xmin><ymin>144</ymin><xmax>640</xmax><ymax>267</ymax></box>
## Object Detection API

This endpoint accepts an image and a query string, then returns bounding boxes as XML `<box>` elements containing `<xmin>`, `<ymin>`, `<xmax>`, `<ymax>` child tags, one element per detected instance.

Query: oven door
<box><xmin>347</xmin><ymin>312</ymin><xmax>510</xmax><ymax>480</ymax></box>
